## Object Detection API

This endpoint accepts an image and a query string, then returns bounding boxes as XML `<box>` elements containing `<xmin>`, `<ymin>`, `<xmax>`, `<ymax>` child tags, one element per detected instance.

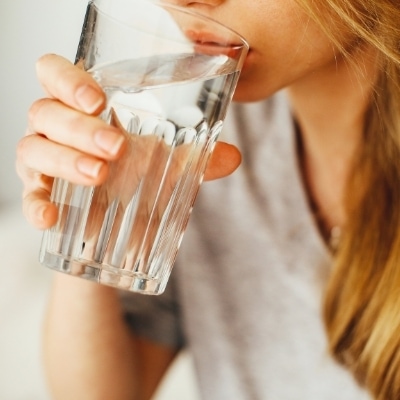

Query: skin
<box><xmin>16</xmin><ymin>0</ymin><xmax>378</xmax><ymax>399</ymax></box>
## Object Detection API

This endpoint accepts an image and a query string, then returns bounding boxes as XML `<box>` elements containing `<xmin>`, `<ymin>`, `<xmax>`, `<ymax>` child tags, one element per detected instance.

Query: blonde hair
<box><xmin>295</xmin><ymin>0</ymin><xmax>400</xmax><ymax>398</ymax></box>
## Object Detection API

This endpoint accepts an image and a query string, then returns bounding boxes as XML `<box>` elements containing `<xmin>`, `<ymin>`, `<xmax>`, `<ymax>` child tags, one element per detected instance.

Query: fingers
<box><xmin>22</xmin><ymin>188</ymin><xmax>59</xmax><ymax>230</ymax></box>
<box><xmin>36</xmin><ymin>54</ymin><xmax>105</xmax><ymax>115</ymax></box>
<box><xmin>15</xmin><ymin>158</ymin><xmax>58</xmax><ymax>229</ymax></box>
<box><xmin>16</xmin><ymin>132</ymin><xmax>110</xmax><ymax>229</ymax></box>
<box><xmin>17</xmin><ymin>133</ymin><xmax>109</xmax><ymax>187</ymax></box>
<box><xmin>28</xmin><ymin>98</ymin><xmax>126</xmax><ymax>160</ymax></box>
<box><xmin>18</xmin><ymin>54</ymin><xmax>129</xmax><ymax>230</ymax></box>
<box><xmin>204</xmin><ymin>141</ymin><xmax>242</xmax><ymax>181</ymax></box>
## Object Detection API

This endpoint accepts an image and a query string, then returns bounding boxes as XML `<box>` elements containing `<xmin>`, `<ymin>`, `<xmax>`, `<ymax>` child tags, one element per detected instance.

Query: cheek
<box><xmin>219</xmin><ymin>0</ymin><xmax>341</xmax><ymax>102</ymax></box>
<box><xmin>233</xmin><ymin>24</ymin><xmax>339</xmax><ymax>101</ymax></box>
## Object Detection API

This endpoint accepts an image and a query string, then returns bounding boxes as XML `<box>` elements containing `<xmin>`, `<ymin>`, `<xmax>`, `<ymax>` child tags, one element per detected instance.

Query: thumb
<box><xmin>204</xmin><ymin>141</ymin><xmax>242</xmax><ymax>181</ymax></box>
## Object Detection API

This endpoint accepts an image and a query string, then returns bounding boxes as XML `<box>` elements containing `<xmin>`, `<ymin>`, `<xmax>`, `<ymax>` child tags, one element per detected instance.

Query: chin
<box><xmin>232</xmin><ymin>50</ymin><xmax>283</xmax><ymax>102</ymax></box>
<box><xmin>232</xmin><ymin>68</ymin><xmax>286</xmax><ymax>102</ymax></box>
<box><xmin>232</xmin><ymin>83</ymin><xmax>274</xmax><ymax>103</ymax></box>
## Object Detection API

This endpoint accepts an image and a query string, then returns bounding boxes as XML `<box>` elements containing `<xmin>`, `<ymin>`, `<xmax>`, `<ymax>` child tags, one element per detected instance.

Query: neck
<box><xmin>286</xmin><ymin>46</ymin><xmax>378</xmax><ymax>232</ymax></box>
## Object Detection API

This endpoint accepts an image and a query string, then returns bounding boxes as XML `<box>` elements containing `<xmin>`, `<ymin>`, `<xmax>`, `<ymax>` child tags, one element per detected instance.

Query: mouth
<box><xmin>185</xmin><ymin>29</ymin><xmax>248</xmax><ymax>59</ymax></box>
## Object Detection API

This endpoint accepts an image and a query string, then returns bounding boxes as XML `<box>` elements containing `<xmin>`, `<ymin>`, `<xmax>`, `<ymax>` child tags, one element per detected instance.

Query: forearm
<box><xmin>43</xmin><ymin>274</ymin><xmax>138</xmax><ymax>400</ymax></box>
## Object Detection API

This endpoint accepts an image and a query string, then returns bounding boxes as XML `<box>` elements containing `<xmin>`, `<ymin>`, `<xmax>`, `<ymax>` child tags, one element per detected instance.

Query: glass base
<box><xmin>40</xmin><ymin>250</ymin><xmax>165</xmax><ymax>295</ymax></box>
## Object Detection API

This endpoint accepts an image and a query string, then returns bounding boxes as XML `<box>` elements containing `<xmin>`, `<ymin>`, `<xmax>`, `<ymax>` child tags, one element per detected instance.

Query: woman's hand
<box><xmin>16</xmin><ymin>54</ymin><xmax>241</xmax><ymax>231</ymax></box>
<box><xmin>205</xmin><ymin>141</ymin><xmax>242</xmax><ymax>181</ymax></box>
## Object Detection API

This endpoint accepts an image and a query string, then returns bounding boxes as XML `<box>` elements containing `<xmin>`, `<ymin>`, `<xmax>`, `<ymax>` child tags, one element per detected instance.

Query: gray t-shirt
<box><xmin>120</xmin><ymin>92</ymin><xmax>371</xmax><ymax>400</ymax></box>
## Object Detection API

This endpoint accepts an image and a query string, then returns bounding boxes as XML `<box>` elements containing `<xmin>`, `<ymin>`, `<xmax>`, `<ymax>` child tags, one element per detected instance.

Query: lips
<box><xmin>185</xmin><ymin>29</ymin><xmax>247</xmax><ymax>59</ymax></box>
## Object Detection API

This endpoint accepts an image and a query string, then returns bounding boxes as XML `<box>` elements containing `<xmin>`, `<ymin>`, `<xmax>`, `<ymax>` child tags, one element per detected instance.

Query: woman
<box><xmin>16</xmin><ymin>0</ymin><xmax>400</xmax><ymax>399</ymax></box>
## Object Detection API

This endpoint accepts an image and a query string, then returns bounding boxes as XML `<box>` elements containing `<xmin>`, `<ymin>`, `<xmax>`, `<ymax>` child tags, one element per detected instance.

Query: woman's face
<box><xmin>168</xmin><ymin>0</ymin><xmax>352</xmax><ymax>102</ymax></box>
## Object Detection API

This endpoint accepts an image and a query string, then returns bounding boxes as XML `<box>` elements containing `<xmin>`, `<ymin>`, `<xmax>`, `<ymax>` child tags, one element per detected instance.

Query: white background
<box><xmin>0</xmin><ymin>1</ymin><xmax>199</xmax><ymax>399</ymax></box>
<box><xmin>1</xmin><ymin>0</ymin><xmax>88</xmax><ymax>207</ymax></box>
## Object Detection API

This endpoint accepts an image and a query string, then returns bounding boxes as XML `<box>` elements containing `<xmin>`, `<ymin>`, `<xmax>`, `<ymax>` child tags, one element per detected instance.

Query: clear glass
<box><xmin>39</xmin><ymin>0</ymin><xmax>248</xmax><ymax>295</ymax></box>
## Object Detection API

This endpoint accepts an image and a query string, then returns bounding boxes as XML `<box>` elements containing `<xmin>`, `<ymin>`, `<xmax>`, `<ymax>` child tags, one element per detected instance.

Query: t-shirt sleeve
<box><xmin>118</xmin><ymin>270</ymin><xmax>185</xmax><ymax>349</ymax></box>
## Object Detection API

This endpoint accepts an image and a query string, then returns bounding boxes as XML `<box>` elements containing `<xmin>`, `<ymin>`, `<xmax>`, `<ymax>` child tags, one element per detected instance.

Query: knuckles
<box><xmin>15</xmin><ymin>135</ymin><xmax>36</xmax><ymax>177</ymax></box>
<box><xmin>28</xmin><ymin>98</ymin><xmax>53</xmax><ymax>128</ymax></box>
<box><xmin>35</xmin><ymin>53</ymin><xmax>65</xmax><ymax>76</ymax></box>
<box><xmin>36</xmin><ymin>53</ymin><xmax>59</xmax><ymax>66</ymax></box>
<box><xmin>16</xmin><ymin>135</ymin><xmax>31</xmax><ymax>163</ymax></box>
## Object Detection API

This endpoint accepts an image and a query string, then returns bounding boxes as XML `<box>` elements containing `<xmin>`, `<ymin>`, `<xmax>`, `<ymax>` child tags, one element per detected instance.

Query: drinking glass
<box><xmin>40</xmin><ymin>0</ymin><xmax>248</xmax><ymax>295</ymax></box>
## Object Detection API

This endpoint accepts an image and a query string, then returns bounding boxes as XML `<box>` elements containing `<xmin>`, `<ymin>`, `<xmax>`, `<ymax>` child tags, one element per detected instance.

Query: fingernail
<box><xmin>76</xmin><ymin>157</ymin><xmax>104</xmax><ymax>178</ymax></box>
<box><xmin>94</xmin><ymin>129</ymin><xmax>125</xmax><ymax>156</ymax></box>
<box><xmin>75</xmin><ymin>85</ymin><xmax>104</xmax><ymax>113</ymax></box>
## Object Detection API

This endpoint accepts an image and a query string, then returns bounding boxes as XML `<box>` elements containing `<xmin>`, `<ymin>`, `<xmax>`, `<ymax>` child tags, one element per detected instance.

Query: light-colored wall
<box><xmin>0</xmin><ymin>2</ymin><xmax>88</xmax><ymax>398</ymax></box>
<box><xmin>0</xmin><ymin>4</ymin><xmax>200</xmax><ymax>399</ymax></box>
<box><xmin>0</xmin><ymin>0</ymin><xmax>88</xmax><ymax>207</ymax></box>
